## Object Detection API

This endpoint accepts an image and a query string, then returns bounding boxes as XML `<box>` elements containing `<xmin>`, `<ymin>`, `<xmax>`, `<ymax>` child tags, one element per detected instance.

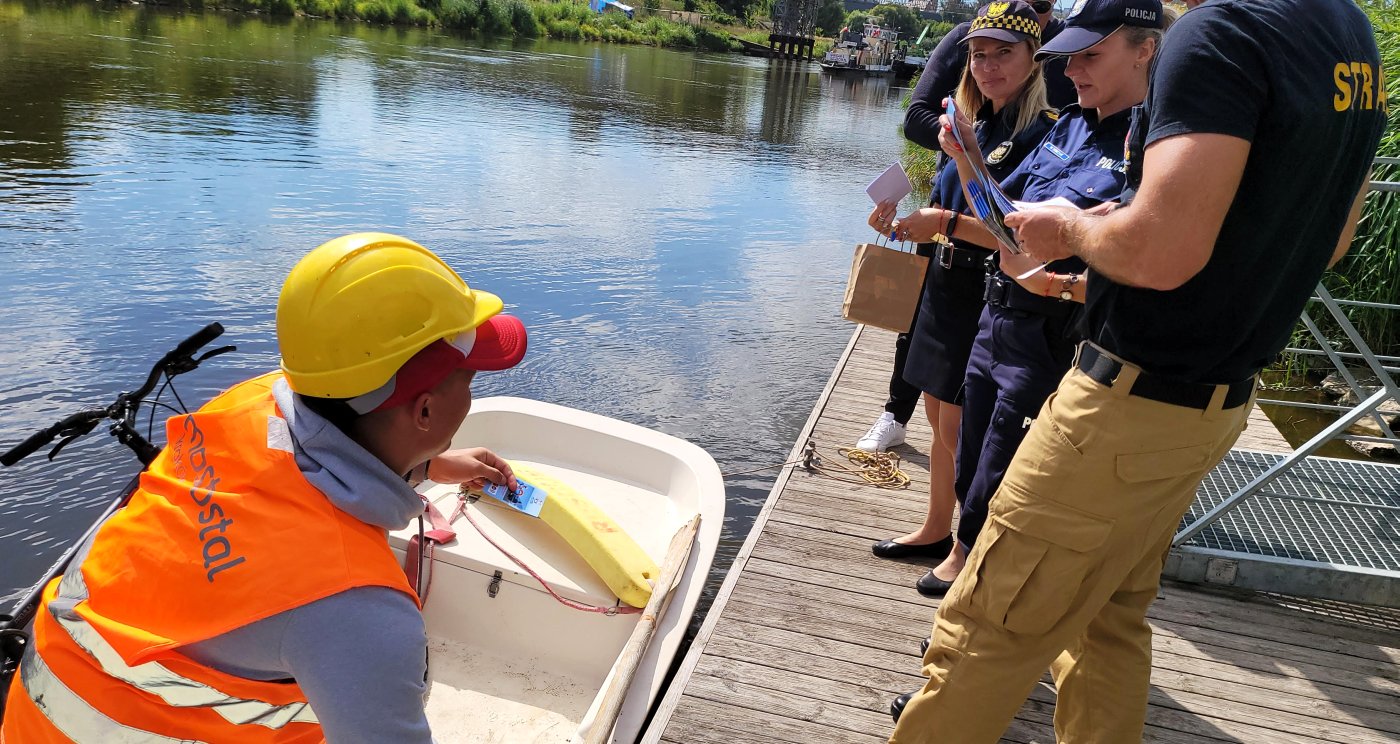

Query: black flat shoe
<box><xmin>915</xmin><ymin>570</ymin><xmax>955</xmax><ymax>597</ymax></box>
<box><xmin>891</xmin><ymin>692</ymin><xmax>914</xmax><ymax>723</ymax></box>
<box><xmin>919</xmin><ymin>636</ymin><xmax>930</xmax><ymax>656</ymax></box>
<box><xmin>872</xmin><ymin>535</ymin><xmax>954</xmax><ymax>560</ymax></box>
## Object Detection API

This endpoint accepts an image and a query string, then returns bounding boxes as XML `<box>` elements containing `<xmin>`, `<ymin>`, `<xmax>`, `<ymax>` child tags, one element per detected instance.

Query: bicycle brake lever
<box><xmin>195</xmin><ymin>345</ymin><xmax>236</xmax><ymax>364</ymax></box>
<box><xmin>48</xmin><ymin>419</ymin><xmax>101</xmax><ymax>461</ymax></box>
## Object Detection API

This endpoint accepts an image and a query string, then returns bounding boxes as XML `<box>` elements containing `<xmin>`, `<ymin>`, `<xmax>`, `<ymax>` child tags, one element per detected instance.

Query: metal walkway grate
<box><xmin>1184</xmin><ymin>450</ymin><xmax>1400</xmax><ymax>571</ymax></box>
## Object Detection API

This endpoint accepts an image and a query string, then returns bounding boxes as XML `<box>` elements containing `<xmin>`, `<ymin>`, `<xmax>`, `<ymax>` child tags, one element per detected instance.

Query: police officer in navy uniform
<box><xmin>867</xmin><ymin>0</ymin><xmax>1058</xmax><ymax>569</ymax></box>
<box><xmin>890</xmin><ymin>0</ymin><xmax>1387</xmax><ymax>738</ymax></box>
<box><xmin>908</xmin><ymin>0</ymin><xmax>1171</xmax><ymax>603</ymax></box>
<box><xmin>855</xmin><ymin>0</ymin><xmax>1076</xmax><ymax>456</ymax></box>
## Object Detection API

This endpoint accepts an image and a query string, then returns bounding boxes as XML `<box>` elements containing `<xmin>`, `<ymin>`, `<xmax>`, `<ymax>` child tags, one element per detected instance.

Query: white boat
<box><xmin>821</xmin><ymin>23</ymin><xmax>901</xmax><ymax>77</ymax></box>
<box><xmin>388</xmin><ymin>396</ymin><xmax>725</xmax><ymax>743</ymax></box>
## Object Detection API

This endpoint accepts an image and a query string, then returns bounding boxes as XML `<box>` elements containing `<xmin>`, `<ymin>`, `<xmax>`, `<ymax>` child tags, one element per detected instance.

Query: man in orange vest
<box><xmin>2</xmin><ymin>232</ymin><xmax>528</xmax><ymax>743</ymax></box>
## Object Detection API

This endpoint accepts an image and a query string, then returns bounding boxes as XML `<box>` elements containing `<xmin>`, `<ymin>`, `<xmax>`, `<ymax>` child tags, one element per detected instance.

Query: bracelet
<box><xmin>946</xmin><ymin>211</ymin><xmax>959</xmax><ymax>238</ymax></box>
<box><xmin>939</xmin><ymin>210</ymin><xmax>949</xmax><ymax>238</ymax></box>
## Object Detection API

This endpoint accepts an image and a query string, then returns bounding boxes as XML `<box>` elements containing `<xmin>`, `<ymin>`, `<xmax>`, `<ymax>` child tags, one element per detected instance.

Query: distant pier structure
<box><xmin>769</xmin><ymin>0</ymin><xmax>817</xmax><ymax>60</ymax></box>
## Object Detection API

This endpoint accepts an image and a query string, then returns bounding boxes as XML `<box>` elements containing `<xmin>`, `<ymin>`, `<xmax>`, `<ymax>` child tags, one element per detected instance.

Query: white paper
<box><xmin>1012</xmin><ymin>197</ymin><xmax>1080</xmax><ymax>211</ymax></box>
<box><xmin>866</xmin><ymin>162</ymin><xmax>913</xmax><ymax>205</ymax></box>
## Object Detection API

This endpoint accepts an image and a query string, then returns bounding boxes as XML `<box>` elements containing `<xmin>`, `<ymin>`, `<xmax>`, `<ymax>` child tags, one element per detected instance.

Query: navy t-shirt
<box><xmin>905</xmin><ymin>18</ymin><xmax>1076</xmax><ymax>157</ymax></box>
<box><xmin>1083</xmin><ymin>0</ymin><xmax>1387</xmax><ymax>383</ymax></box>
<box><xmin>933</xmin><ymin>102</ymin><xmax>1057</xmax><ymax>249</ymax></box>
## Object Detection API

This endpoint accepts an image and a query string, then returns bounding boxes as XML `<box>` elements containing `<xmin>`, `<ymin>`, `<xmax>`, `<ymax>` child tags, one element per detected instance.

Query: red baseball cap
<box><xmin>346</xmin><ymin>314</ymin><xmax>527</xmax><ymax>414</ymax></box>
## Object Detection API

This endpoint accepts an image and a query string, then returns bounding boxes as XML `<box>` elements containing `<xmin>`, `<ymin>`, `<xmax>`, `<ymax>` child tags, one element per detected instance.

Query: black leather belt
<box><xmin>983</xmin><ymin>271</ymin><xmax>1075</xmax><ymax>318</ymax></box>
<box><xmin>935</xmin><ymin>242</ymin><xmax>992</xmax><ymax>271</ymax></box>
<box><xmin>1077</xmin><ymin>342</ymin><xmax>1256</xmax><ymax>410</ymax></box>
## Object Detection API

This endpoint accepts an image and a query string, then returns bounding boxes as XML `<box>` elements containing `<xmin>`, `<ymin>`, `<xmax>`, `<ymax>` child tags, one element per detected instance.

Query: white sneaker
<box><xmin>857</xmin><ymin>412</ymin><xmax>906</xmax><ymax>452</ymax></box>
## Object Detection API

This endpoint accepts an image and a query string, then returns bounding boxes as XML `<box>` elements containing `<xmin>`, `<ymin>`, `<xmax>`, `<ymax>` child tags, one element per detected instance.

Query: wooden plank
<box><xmin>750</xmin><ymin>530</ymin><xmax>935</xmax><ymax>588</ymax></box>
<box><xmin>704</xmin><ymin>627</ymin><xmax>924</xmax><ymax>692</ymax></box>
<box><xmin>1149</xmin><ymin>617</ymin><xmax>1400</xmax><ymax>689</ymax></box>
<box><xmin>652</xmin><ymin>323</ymin><xmax>1399</xmax><ymax>744</ymax></box>
<box><xmin>733</xmin><ymin>567</ymin><xmax>938</xmax><ymax>625</ymax></box>
<box><xmin>1151</xmin><ymin>586</ymin><xmax>1400</xmax><ymax>662</ymax></box>
<box><xmin>685</xmin><ymin>673</ymin><xmax>892</xmax><ymax>739</ymax></box>
<box><xmin>666</xmin><ymin>689</ymin><xmax>885</xmax><ymax>744</ymax></box>
<box><xmin>641</xmin><ymin>327</ymin><xmax>865</xmax><ymax>744</ymax></box>
<box><xmin>742</xmin><ymin>557</ymin><xmax>937</xmax><ymax>611</ymax></box>
<box><xmin>663</xmin><ymin>697</ymin><xmax>872</xmax><ymax>744</ymax></box>
<box><xmin>1145</xmin><ymin>656</ymin><xmax>1400</xmax><ymax>737</ymax></box>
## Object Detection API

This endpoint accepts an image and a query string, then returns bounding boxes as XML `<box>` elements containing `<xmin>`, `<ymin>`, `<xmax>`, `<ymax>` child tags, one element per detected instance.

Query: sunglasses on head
<box><xmin>1031</xmin><ymin>0</ymin><xmax>1053</xmax><ymax>11</ymax></box>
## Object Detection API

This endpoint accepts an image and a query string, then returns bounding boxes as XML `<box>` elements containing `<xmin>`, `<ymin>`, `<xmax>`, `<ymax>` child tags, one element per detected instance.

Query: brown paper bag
<box><xmin>841</xmin><ymin>241</ymin><xmax>930</xmax><ymax>333</ymax></box>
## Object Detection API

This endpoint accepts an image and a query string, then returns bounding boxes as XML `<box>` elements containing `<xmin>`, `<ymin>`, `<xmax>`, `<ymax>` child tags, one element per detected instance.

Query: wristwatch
<box><xmin>1058</xmin><ymin>273</ymin><xmax>1081</xmax><ymax>301</ymax></box>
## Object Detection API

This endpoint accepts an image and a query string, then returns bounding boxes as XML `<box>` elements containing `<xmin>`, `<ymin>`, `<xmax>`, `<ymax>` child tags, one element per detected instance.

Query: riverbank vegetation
<box><xmin>150</xmin><ymin>0</ymin><xmax>738</xmax><ymax>50</ymax></box>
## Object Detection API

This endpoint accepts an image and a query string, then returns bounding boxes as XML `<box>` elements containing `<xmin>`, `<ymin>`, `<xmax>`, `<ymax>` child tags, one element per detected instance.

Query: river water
<box><xmin>0</xmin><ymin>2</ymin><xmax>916</xmax><ymax>606</ymax></box>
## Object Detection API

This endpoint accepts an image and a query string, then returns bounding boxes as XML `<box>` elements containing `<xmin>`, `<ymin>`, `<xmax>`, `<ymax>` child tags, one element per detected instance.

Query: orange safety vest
<box><xmin>1</xmin><ymin>373</ymin><xmax>419</xmax><ymax>744</ymax></box>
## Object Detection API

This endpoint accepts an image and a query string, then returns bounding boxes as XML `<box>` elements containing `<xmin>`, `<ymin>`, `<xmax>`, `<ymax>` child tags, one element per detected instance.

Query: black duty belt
<box><xmin>983</xmin><ymin>271</ymin><xmax>1075</xmax><ymax>318</ymax></box>
<box><xmin>934</xmin><ymin>242</ymin><xmax>992</xmax><ymax>271</ymax></box>
<box><xmin>1077</xmin><ymin>342</ymin><xmax>1256</xmax><ymax>411</ymax></box>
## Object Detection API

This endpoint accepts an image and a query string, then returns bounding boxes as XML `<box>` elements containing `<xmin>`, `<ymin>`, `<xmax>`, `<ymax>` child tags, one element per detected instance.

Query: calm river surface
<box><xmin>0</xmin><ymin>2</ymin><xmax>918</xmax><ymax>607</ymax></box>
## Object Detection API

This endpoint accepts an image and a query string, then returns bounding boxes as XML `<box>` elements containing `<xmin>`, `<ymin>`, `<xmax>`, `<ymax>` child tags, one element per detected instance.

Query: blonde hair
<box><xmin>954</xmin><ymin>38</ymin><xmax>1050</xmax><ymax>139</ymax></box>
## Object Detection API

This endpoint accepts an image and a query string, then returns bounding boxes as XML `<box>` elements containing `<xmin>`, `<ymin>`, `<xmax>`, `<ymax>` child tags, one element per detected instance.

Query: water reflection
<box><xmin>0</xmin><ymin>1</ymin><xmax>915</xmax><ymax>607</ymax></box>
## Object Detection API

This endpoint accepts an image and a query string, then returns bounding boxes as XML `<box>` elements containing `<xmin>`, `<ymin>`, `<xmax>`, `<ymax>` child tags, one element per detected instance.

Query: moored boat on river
<box><xmin>391</xmin><ymin>396</ymin><xmax>724</xmax><ymax>743</ymax></box>
<box><xmin>821</xmin><ymin>23</ymin><xmax>901</xmax><ymax>76</ymax></box>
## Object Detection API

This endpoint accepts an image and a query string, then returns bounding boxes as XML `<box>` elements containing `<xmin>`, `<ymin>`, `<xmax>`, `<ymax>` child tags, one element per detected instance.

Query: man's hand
<box><xmin>1004</xmin><ymin>206</ymin><xmax>1084</xmax><ymax>263</ymax></box>
<box><xmin>428</xmin><ymin>448</ymin><xmax>518</xmax><ymax>492</ymax></box>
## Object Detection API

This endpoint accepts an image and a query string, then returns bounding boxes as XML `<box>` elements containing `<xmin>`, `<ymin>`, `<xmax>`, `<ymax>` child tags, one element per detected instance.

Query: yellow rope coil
<box><xmin>809</xmin><ymin>446</ymin><xmax>910</xmax><ymax>489</ymax></box>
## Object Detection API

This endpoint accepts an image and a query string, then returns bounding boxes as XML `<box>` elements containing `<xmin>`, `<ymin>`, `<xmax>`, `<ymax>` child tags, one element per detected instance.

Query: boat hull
<box><xmin>388</xmin><ymin>397</ymin><xmax>725</xmax><ymax>743</ymax></box>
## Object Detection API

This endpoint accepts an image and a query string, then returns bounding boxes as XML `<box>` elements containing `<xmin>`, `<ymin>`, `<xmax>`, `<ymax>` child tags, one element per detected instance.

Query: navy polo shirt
<box><xmin>1001</xmin><ymin>104</ymin><xmax>1131</xmax><ymax>273</ymax></box>
<box><xmin>1083</xmin><ymin>0</ymin><xmax>1387</xmax><ymax>383</ymax></box>
<box><xmin>934</xmin><ymin>102</ymin><xmax>1058</xmax><ymax>249</ymax></box>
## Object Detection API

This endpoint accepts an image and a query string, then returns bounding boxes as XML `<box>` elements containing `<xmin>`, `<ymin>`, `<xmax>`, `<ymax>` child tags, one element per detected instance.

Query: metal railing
<box><xmin>1172</xmin><ymin>163</ymin><xmax>1400</xmax><ymax>547</ymax></box>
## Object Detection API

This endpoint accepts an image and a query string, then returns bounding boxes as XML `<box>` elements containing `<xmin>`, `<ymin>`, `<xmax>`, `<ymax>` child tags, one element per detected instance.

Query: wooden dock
<box><xmin>643</xmin><ymin>325</ymin><xmax>1400</xmax><ymax>744</ymax></box>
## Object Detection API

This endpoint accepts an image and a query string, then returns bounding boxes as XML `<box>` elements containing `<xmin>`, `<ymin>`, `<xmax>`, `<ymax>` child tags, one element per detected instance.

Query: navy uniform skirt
<box><xmin>901</xmin><ymin>240</ymin><xmax>991</xmax><ymax>405</ymax></box>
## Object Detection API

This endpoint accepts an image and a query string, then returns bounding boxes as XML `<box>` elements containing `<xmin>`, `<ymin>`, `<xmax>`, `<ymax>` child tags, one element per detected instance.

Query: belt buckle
<box><xmin>939</xmin><ymin>241</ymin><xmax>954</xmax><ymax>270</ymax></box>
<box><xmin>983</xmin><ymin>272</ymin><xmax>1005</xmax><ymax>305</ymax></box>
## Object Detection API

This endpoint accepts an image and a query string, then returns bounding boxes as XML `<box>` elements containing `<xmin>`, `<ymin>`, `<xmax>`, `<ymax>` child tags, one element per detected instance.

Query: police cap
<box><xmin>963</xmin><ymin>1</ymin><xmax>1044</xmax><ymax>45</ymax></box>
<box><xmin>1035</xmin><ymin>0</ymin><xmax>1164</xmax><ymax>59</ymax></box>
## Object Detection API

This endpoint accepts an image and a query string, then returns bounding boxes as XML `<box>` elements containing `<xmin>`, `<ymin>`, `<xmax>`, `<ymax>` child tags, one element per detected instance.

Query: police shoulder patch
<box><xmin>987</xmin><ymin>140</ymin><xmax>1014</xmax><ymax>164</ymax></box>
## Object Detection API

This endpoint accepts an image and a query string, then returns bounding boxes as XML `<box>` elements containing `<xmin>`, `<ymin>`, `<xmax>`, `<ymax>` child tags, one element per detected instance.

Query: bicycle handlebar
<box><xmin>0</xmin><ymin>424</ymin><xmax>62</xmax><ymax>468</ymax></box>
<box><xmin>0</xmin><ymin>323</ymin><xmax>229</xmax><ymax>467</ymax></box>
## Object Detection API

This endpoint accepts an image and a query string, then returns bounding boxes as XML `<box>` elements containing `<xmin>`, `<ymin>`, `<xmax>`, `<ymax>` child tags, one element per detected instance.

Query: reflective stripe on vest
<box><xmin>20</xmin><ymin>649</ymin><xmax>204</xmax><ymax>744</ymax></box>
<box><xmin>49</xmin><ymin>561</ymin><xmax>319</xmax><ymax>731</ymax></box>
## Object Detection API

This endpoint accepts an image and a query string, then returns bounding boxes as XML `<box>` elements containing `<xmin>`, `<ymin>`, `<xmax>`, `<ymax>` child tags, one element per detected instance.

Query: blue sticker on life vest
<box><xmin>1043</xmin><ymin>142</ymin><xmax>1070</xmax><ymax>161</ymax></box>
<box><xmin>482</xmin><ymin>478</ymin><xmax>546</xmax><ymax>518</ymax></box>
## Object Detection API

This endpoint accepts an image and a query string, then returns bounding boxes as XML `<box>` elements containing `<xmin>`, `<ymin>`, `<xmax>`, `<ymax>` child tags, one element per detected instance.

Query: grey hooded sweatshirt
<box><xmin>174</xmin><ymin>378</ymin><xmax>434</xmax><ymax>743</ymax></box>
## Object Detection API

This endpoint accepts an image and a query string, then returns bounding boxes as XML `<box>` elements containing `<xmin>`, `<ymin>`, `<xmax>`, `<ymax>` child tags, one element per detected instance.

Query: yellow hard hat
<box><xmin>277</xmin><ymin>232</ymin><xmax>503</xmax><ymax>399</ymax></box>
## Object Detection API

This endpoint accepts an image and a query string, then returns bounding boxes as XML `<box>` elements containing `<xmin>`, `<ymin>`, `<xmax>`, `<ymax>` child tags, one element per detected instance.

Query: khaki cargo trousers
<box><xmin>889</xmin><ymin>359</ymin><xmax>1254</xmax><ymax>744</ymax></box>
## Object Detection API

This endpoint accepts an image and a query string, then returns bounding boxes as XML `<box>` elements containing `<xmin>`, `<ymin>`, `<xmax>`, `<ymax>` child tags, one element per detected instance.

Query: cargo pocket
<box><xmin>1116</xmin><ymin>442</ymin><xmax>1216</xmax><ymax>483</ymax></box>
<box><xmin>965</xmin><ymin>489</ymin><xmax>1113</xmax><ymax>636</ymax></box>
